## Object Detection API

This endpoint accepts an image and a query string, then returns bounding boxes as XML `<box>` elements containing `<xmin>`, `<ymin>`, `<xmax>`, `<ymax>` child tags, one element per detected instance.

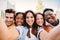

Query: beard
<box><xmin>47</xmin><ymin>19</ymin><xmax>59</xmax><ymax>26</ymax></box>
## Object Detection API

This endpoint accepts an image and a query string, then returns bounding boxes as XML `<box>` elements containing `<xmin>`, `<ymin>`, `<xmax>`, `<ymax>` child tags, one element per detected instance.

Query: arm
<box><xmin>0</xmin><ymin>17</ymin><xmax>19</xmax><ymax>40</ymax></box>
<box><xmin>40</xmin><ymin>26</ymin><xmax>60</xmax><ymax>40</ymax></box>
<box><xmin>45</xmin><ymin>26</ymin><xmax>60</xmax><ymax>40</ymax></box>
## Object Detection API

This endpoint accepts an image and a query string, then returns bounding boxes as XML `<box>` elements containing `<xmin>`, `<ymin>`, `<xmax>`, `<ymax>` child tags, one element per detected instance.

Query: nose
<box><xmin>18</xmin><ymin>19</ymin><xmax>21</xmax><ymax>22</ymax></box>
<box><xmin>7</xmin><ymin>18</ymin><xmax>11</xmax><ymax>21</ymax></box>
<box><xmin>52</xmin><ymin>14</ymin><xmax>56</xmax><ymax>17</ymax></box>
<box><xmin>29</xmin><ymin>18</ymin><xmax>32</xmax><ymax>21</ymax></box>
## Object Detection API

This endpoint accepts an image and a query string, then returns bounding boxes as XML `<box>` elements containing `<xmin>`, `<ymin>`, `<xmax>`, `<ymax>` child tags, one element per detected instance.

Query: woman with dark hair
<box><xmin>23</xmin><ymin>10</ymin><xmax>38</xmax><ymax>40</ymax></box>
<box><xmin>0</xmin><ymin>10</ymin><xmax>38</xmax><ymax>40</ymax></box>
<box><xmin>36</xmin><ymin>13</ymin><xmax>52</xmax><ymax>32</ymax></box>
<box><xmin>14</xmin><ymin>12</ymin><xmax>24</xmax><ymax>26</ymax></box>
<box><xmin>0</xmin><ymin>10</ymin><xmax>60</xmax><ymax>40</ymax></box>
<box><xmin>36</xmin><ymin>13</ymin><xmax>45</xmax><ymax>27</ymax></box>
<box><xmin>35</xmin><ymin>12</ymin><xmax>53</xmax><ymax>40</ymax></box>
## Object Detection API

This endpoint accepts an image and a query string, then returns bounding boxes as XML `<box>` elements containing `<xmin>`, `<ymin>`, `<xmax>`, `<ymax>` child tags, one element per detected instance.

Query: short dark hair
<box><xmin>43</xmin><ymin>8</ymin><xmax>54</xmax><ymax>16</ymax></box>
<box><xmin>15</xmin><ymin>12</ymin><xmax>24</xmax><ymax>18</ymax></box>
<box><xmin>5</xmin><ymin>9</ymin><xmax>15</xmax><ymax>14</ymax></box>
<box><xmin>5</xmin><ymin>9</ymin><xmax>15</xmax><ymax>20</ymax></box>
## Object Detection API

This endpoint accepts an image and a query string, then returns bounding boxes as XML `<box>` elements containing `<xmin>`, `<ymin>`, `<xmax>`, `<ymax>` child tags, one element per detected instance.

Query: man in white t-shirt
<box><xmin>43</xmin><ymin>8</ymin><xmax>60</xmax><ymax>40</ymax></box>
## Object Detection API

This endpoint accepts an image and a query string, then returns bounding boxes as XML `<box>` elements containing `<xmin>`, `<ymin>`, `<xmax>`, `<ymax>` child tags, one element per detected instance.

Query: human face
<box><xmin>36</xmin><ymin>14</ymin><xmax>44</xmax><ymax>26</ymax></box>
<box><xmin>26</xmin><ymin>12</ymin><xmax>34</xmax><ymax>27</ymax></box>
<box><xmin>44</xmin><ymin>11</ymin><xmax>57</xmax><ymax>24</ymax></box>
<box><xmin>5</xmin><ymin>13</ymin><xmax>14</xmax><ymax>27</ymax></box>
<box><xmin>16</xmin><ymin>14</ymin><xmax>24</xmax><ymax>26</ymax></box>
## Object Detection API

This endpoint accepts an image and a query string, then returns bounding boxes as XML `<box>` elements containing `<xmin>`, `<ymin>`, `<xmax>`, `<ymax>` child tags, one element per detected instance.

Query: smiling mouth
<box><xmin>28</xmin><ymin>22</ymin><xmax>32</xmax><ymax>23</ymax></box>
<box><xmin>7</xmin><ymin>22</ymin><xmax>11</xmax><ymax>23</ymax></box>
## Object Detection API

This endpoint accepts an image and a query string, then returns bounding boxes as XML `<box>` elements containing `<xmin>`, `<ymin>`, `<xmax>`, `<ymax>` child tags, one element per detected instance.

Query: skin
<box><xmin>26</xmin><ymin>12</ymin><xmax>34</xmax><ymax>28</ymax></box>
<box><xmin>36</xmin><ymin>13</ymin><xmax>60</xmax><ymax>40</ymax></box>
<box><xmin>0</xmin><ymin>12</ymin><xmax>60</xmax><ymax>40</ymax></box>
<box><xmin>5</xmin><ymin>13</ymin><xmax>14</xmax><ymax>27</ymax></box>
<box><xmin>36</xmin><ymin>14</ymin><xmax>48</xmax><ymax>40</ymax></box>
<box><xmin>26</xmin><ymin>12</ymin><xmax>35</xmax><ymax>38</ymax></box>
<box><xmin>45</xmin><ymin>11</ymin><xmax>60</xmax><ymax>39</ymax></box>
<box><xmin>36</xmin><ymin>14</ymin><xmax>44</xmax><ymax>26</ymax></box>
<box><xmin>0</xmin><ymin>18</ymin><xmax>19</xmax><ymax>40</ymax></box>
<box><xmin>44</xmin><ymin>11</ymin><xmax>58</xmax><ymax>26</ymax></box>
<box><xmin>0</xmin><ymin>12</ymin><xmax>35</xmax><ymax>40</ymax></box>
<box><xmin>15</xmin><ymin>14</ymin><xmax>24</xmax><ymax>26</ymax></box>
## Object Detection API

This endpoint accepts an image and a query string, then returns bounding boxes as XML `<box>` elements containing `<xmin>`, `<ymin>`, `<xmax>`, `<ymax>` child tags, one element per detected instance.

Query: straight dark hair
<box><xmin>24</xmin><ymin>10</ymin><xmax>37</xmax><ymax>28</ymax></box>
<box><xmin>36</xmin><ymin>12</ymin><xmax>46</xmax><ymax>27</ymax></box>
<box><xmin>24</xmin><ymin>10</ymin><xmax>38</xmax><ymax>37</ymax></box>
<box><xmin>5</xmin><ymin>9</ymin><xmax>15</xmax><ymax>20</ymax></box>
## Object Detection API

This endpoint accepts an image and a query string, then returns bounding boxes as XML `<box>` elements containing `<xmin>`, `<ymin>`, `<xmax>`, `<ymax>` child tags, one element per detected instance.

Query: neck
<box><xmin>29</xmin><ymin>26</ymin><xmax>32</xmax><ymax>28</ymax></box>
<box><xmin>7</xmin><ymin>24</ymin><xmax>15</xmax><ymax>28</ymax></box>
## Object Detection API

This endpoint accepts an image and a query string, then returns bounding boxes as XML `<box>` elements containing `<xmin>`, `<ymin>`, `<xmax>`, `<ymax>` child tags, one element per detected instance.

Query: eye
<box><xmin>16</xmin><ymin>18</ymin><xmax>19</xmax><ymax>19</ymax></box>
<box><xmin>6</xmin><ymin>16</ymin><xmax>8</xmax><ymax>18</ymax></box>
<box><xmin>10</xmin><ymin>17</ymin><xmax>13</xmax><ymax>19</ymax></box>
<box><xmin>31</xmin><ymin>16</ymin><xmax>34</xmax><ymax>18</ymax></box>
<box><xmin>26</xmin><ymin>16</ymin><xmax>29</xmax><ymax>19</ymax></box>
<box><xmin>49</xmin><ymin>14</ymin><xmax>52</xmax><ymax>15</ymax></box>
<box><xmin>36</xmin><ymin>18</ymin><xmax>39</xmax><ymax>20</ymax></box>
<box><xmin>41</xmin><ymin>18</ymin><xmax>43</xmax><ymax>19</ymax></box>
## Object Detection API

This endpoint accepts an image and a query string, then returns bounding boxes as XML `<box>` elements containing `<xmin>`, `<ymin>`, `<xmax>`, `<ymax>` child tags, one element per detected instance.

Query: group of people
<box><xmin>0</xmin><ymin>8</ymin><xmax>60</xmax><ymax>40</ymax></box>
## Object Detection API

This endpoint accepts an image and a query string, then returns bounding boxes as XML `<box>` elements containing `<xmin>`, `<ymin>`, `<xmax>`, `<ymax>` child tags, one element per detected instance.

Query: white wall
<box><xmin>0</xmin><ymin>0</ymin><xmax>15</xmax><ymax>17</ymax></box>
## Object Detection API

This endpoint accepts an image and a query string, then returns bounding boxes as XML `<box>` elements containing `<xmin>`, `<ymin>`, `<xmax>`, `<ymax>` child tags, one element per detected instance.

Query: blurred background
<box><xmin>0</xmin><ymin>0</ymin><xmax>60</xmax><ymax>19</ymax></box>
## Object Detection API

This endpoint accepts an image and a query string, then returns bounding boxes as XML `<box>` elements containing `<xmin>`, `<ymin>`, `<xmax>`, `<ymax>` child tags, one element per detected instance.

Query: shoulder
<box><xmin>38</xmin><ymin>27</ymin><xmax>44</xmax><ymax>35</ymax></box>
<box><xmin>15</xmin><ymin>26</ymin><xmax>25</xmax><ymax>40</ymax></box>
<box><xmin>15</xmin><ymin>26</ymin><xmax>28</xmax><ymax>33</ymax></box>
<box><xmin>44</xmin><ymin>25</ymin><xmax>52</xmax><ymax>32</ymax></box>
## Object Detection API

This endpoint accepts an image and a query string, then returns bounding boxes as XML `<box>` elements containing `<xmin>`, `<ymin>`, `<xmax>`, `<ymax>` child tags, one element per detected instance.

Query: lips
<box><xmin>7</xmin><ymin>21</ymin><xmax>12</xmax><ymax>24</ymax></box>
<box><xmin>48</xmin><ymin>18</ymin><xmax>55</xmax><ymax>23</ymax></box>
<box><xmin>28</xmin><ymin>20</ymin><xmax>34</xmax><ymax>24</ymax></box>
<box><xmin>17</xmin><ymin>22</ymin><xmax>22</xmax><ymax>25</ymax></box>
<box><xmin>6</xmin><ymin>21</ymin><xmax>12</xmax><ymax>25</ymax></box>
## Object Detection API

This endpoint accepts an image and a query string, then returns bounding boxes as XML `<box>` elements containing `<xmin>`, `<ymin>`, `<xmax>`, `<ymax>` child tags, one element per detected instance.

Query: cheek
<box><xmin>36</xmin><ymin>20</ymin><xmax>39</xmax><ymax>24</ymax></box>
<box><xmin>5</xmin><ymin>18</ymin><xmax>9</xmax><ymax>21</ymax></box>
<box><xmin>11</xmin><ymin>19</ymin><xmax>14</xmax><ymax>21</ymax></box>
<box><xmin>40</xmin><ymin>19</ymin><xmax>44</xmax><ymax>24</ymax></box>
<box><xmin>41</xmin><ymin>20</ymin><xmax>44</xmax><ymax>25</ymax></box>
<box><xmin>26</xmin><ymin>18</ymin><xmax>28</xmax><ymax>23</ymax></box>
<box><xmin>36</xmin><ymin>18</ymin><xmax>40</xmax><ymax>23</ymax></box>
<box><xmin>21</xmin><ymin>20</ymin><xmax>24</xmax><ymax>23</ymax></box>
<box><xmin>32</xmin><ymin>18</ymin><xmax>34</xmax><ymax>22</ymax></box>
<box><xmin>36</xmin><ymin>19</ymin><xmax>44</xmax><ymax>24</ymax></box>
<box><xmin>16</xmin><ymin>19</ymin><xmax>18</xmax><ymax>22</ymax></box>
<box><xmin>41</xmin><ymin>19</ymin><xmax>44</xmax><ymax>22</ymax></box>
<box><xmin>5</xmin><ymin>19</ymin><xmax>7</xmax><ymax>21</ymax></box>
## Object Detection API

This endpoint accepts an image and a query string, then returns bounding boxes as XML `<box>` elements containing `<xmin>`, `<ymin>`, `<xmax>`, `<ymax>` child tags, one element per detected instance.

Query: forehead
<box><xmin>26</xmin><ymin>12</ymin><xmax>33</xmax><ymax>16</ymax></box>
<box><xmin>16</xmin><ymin>14</ymin><xmax>23</xmax><ymax>18</ymax></box>
<box><xmin>37</xmin><ymin>14</ymin><xmax>43</xmax><ymax>18</ymax></box>
<box><xmin>5</xmin><ymin>13</ymin><xmax>14</xmax><ymax>17</ymax></box>
<box><xmin>44</xmin><ymin>11</ymin><xmax>55</xmax><ymax>15</ymax></box>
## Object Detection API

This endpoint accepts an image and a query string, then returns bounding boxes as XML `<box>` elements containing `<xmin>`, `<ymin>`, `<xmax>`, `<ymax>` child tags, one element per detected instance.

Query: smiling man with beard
<box><xmin>43</xmin><ymin>8</ymin><xmax>59</xmax><ymax>27</ymax></box>
<box><xmin>43</xmin><ymin>8</ymin><xmax>60</xmax><ymax>40</ymax></box>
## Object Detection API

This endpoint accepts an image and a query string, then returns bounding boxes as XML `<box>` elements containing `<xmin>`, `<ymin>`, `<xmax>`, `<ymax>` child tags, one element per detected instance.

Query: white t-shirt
<box><xmin>16</xmin><ymin>26</ymin><xmax>43</xmax><ymax>40</ymax></box>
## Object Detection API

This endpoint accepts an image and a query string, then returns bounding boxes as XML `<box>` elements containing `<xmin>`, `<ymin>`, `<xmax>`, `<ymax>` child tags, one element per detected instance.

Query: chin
<box><xmin>29</xmin><ymin>24</ymin><xmax>32</xmax><ymax>26</ymax></box>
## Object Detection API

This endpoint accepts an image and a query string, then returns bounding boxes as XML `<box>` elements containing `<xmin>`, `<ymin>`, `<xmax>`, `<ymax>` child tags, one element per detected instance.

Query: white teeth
<box><xmin>8</xmin><ymin>22</ymin><xmax>11</xmax><ymax>23</ymax></box>
<box><xmin>18</xmin><ymin>22</ymin><xmax>21</xmax><ymax>24</ymax></box>
<box><xmin>29</xmin><ymin>21</ymin><xmax>32</xmax><ymax>23</ymax></box>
